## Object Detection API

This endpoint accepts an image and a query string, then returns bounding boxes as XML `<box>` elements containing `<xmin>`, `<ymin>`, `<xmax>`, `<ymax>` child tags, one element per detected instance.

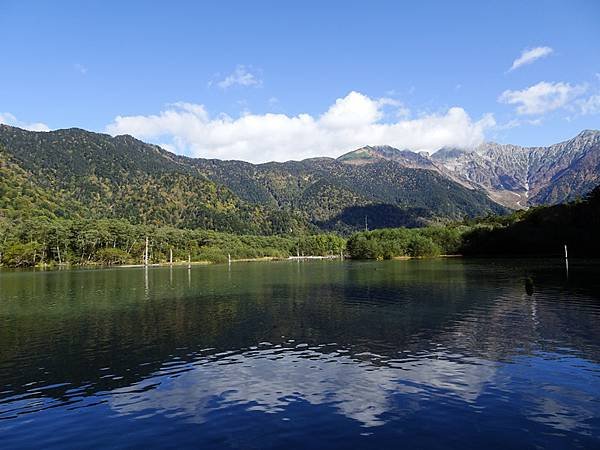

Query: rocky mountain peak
<box><xmin>338</xmin><ymin>130</ymin><xmax>600</xmax><ymax>210</ymax></box>
<box><xmin>337</xmin><ymin>145</ymin><xmax>434</xmax><ymax>169</ymax></box>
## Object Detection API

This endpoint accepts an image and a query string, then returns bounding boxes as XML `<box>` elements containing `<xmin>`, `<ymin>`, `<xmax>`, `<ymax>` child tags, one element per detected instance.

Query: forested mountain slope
<box><xmin>461</xmin><ymin>185</ymin><xmax>600</xmax><ymax>257</ymax></box>
<box><xmin>0</xmin><ymin>125</ymin><xmax>305</xmax><ymax>234</ymax></box>
<box><xmin>191</xmin><ymin>156</ymin><xmax>507</xmax><ymax>232</ymax></box>
<box><xmin>0</xmin><ymin>125</ymin><xmax>508</xmax><ymax>233</ymax></box>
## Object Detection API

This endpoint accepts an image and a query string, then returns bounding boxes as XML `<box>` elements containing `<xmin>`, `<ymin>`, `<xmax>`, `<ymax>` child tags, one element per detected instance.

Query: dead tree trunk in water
<box><xmin>144</xmin><ymin>236</ymin><xmax>149</xmax><ymax>266</ymax></box>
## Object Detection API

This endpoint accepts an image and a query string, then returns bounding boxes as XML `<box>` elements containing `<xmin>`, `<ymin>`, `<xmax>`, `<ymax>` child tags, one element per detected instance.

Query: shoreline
<box><xmin>392</xmin><ymin>254</ymin><xmax>463</xmax><ymax>260</ymax></box>
<box><xmin>0</xmin><ymin>255</ymin><xmax>346</xmax><ymax>271</ymax></box>
<box><xmin>1</xmin><ymin>254</ymin><xmax>589</xmax><ymax>271</ymax></box>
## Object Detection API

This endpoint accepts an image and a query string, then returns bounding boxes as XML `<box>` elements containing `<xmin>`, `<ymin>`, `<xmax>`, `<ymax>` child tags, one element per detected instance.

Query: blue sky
<box><xmin>1</xmin><ymin>0</ymin><xmax>599</xmax><ymax>162</ymax></box>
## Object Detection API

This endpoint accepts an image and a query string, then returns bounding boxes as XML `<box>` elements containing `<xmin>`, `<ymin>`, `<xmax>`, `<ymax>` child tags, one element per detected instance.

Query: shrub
<box><xmin>407</xmin><ymin>235</ymin><xmax>441</xmax><ymax>257</ymax></box>
<box><xmin>95</xmin><ymin>248</ymin><xmax>130</xmax><ymax>265</ymax></box>
<box><xmin>1</xmin><ymin>242</ymin><xmax>43</xmax><ymax>267</ymax></box>
<box><xmin>195</xmin><ymin>247</ymin><xmax>228</xmax><ymax>264</ymax></box>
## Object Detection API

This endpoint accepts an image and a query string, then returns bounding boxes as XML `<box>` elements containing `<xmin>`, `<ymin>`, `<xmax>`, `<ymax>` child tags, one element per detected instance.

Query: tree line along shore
<box><xmin>1</xmin><ymin>186</ymin><xmax>598</xmax><ymax>268</ymax></box>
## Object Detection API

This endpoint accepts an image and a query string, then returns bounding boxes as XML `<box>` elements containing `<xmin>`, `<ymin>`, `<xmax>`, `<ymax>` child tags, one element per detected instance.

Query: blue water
<box><xmin>1</xmin><ymin>259</ymin><xmax>599</xmax><ymax>448</ymax></box>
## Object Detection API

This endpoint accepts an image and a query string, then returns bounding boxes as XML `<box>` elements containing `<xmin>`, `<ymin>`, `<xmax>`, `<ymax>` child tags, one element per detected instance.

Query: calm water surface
<box><xmin>1</xmin><ymin>259</ymin><xmax>599</xmax><ymax>449</ymax></box>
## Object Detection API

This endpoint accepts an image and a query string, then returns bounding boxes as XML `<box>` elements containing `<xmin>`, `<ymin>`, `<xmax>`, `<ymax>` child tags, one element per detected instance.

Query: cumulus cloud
<box><xmin>0</xmin><ymin>112</ymin><xmax>50</xmax><ymax>131</ymax></box>
<box><xmin>212</xmin><ymin>65</ymin><xmax>262</xmax><ymax>89</ymax></box>
<box><xmin>575</xmin><ymin>94</ymin><xmax>600</xmax><ymax>116</ymax></box>
<box><xmin>106</xmin><ymin>91</ymin><xmax>495</xmax><ymax>163</ymax></box>
<box><xmin>508</xmin><ymin>46</ymin><xmax>553</xmax><ymax>72</ymax></box>
<box><xmin>498</xmin><ymin>81</ymin><xmax>587</xmax><ymax>115</ymax></box>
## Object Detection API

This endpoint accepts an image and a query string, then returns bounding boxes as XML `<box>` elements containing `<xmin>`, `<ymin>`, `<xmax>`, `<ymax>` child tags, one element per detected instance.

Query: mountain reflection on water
<box><xmin>1</xmin><ymin>259</ymin><xmax>599</xmax><ymax>449</ymax></box>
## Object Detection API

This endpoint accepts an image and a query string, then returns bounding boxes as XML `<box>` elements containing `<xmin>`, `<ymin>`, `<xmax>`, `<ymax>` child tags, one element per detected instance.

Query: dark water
<box><xmin>1</xmin><ymin>259</ymin><xmax>600</xmax><ymax>449</ymax></box>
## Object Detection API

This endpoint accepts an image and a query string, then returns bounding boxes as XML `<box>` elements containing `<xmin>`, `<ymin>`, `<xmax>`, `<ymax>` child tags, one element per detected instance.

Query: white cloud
<box><xmin>0</xmin><ymin>112</ymin><xmax>50</xmax><ymax>131</ymax></box>
<box><xmin>319</xmin><ymin>91</ymin><xmax>386</xmax><ymax>128</ymax></box>
<box><xmin>106</xmin><ymin>91</ymin><xmax>495</xmax><ymax>163</ymax></box>
<box><xmin>498</xmin><ymin>81</ymin><xmax>587</xmax><ymax>115</ymax></box>
<box><xmin>495</xmin><ymin>118</ymin><xmax>543</xmax><ymax>130</ymax></box>
<box><xmin>212</xmin><ymin>65</ymin><xmax>262</xmax><ymax>89</ymax></box>
<box><xmin>508</xmin><ymin>46</ymin><xmax>553</xmax><ymax>72</ymax></box>
<box><xmin>575</xmin><ymin>94</ymin><xmax>600</xmax><ymax>115</ymax></box>
<box><xmin>396</xmin><ymin>106</ymin><xmax>411</xmax><ymax>119</ymax></box>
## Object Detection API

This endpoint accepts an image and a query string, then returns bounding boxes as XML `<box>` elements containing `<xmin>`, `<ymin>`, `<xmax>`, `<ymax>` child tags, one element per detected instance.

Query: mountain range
<box><xmin>340</xmin><ymin>130</ymin><xmax>600</xmax><ymax>209</ymax></box>
<box><xmin>1</xmin><ymin>124</ymin><xmax>598</xmax><ymax>234</ymax></box>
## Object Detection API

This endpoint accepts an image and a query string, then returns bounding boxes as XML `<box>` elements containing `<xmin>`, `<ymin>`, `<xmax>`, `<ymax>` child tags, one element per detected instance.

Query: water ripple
<box><xmin>1</xmin><ymin>259</ymin><xmax>600</xmax><ymax>448</ymax></box>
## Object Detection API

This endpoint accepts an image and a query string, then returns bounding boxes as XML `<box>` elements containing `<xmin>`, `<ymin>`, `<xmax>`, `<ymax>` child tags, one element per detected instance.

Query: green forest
<box><xmin>0</xmin><ymin>217</ymin><xmax>345</xmax><ymax>267</ymax></box>
<box><xmin>2</xmin><ymin>185</ymin><xmax>598</xmax><ymax>267</ymax></box>
<box><xmin>1</xmin><ymin>124</ymin><xmax>599</xmax><ymax>267</ymax></box>
<box><xmin>346</xmin><ymin>186</ymin><xmax>600</xmax><ymax>260</ymax></box>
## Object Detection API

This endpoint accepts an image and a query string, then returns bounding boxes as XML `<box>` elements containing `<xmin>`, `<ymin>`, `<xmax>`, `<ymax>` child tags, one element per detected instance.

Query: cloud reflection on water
<box><xmin>109</xmin><ymin>344</ymin><xmax>497</xmax><ymax>427</ymax></box>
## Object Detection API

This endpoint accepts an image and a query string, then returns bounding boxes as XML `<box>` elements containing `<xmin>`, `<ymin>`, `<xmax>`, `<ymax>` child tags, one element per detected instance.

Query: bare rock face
<box><xmin>434</xmin><ymin>130</ymin><xmax>600</xmax><ymax>208</ymax></box>
<box><xmin>339</xmin><ymin>131</ymin><xmax>600</xmax><ymax>210</ymax></box>
<box><xmin>527</xmin><ymin>130</ymin><xmax>600</xmax><ymax>205</ymax></box>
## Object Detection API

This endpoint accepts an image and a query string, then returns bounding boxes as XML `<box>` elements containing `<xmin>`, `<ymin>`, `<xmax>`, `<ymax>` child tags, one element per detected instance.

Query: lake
<box><xmin>1</xmin><ymin>259</ymin><xmax>599</xmax><ymax>449</ymax></box>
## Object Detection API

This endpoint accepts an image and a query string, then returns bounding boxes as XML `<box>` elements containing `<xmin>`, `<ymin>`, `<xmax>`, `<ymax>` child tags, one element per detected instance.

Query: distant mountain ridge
<box><xmin>0</xmin><ymin>125</ymin><xmax>308</xmax><ymax>235</ymax></box>
<box><xmin>1</xmin><ymin>125</ymin><xmax>597</xmax><ymax>233</ymax></box>
<box><xmin>339</xmin><ymin>130</ymin><xmax>600</xmax><ymax>209</ymax></box>
<box><xmin>189</xmin><ymin>156</ymin><xmax>506</xmax><ymax>232</ymax></box>
<box><xmin>0</xmin><ymin>125</ymin><xmax>506</xmax><ymax>234</ymax></box>
<box><xmin>338</xmin><ymin>145</ymin><xmax>433</xmax><ymax>169</ymax></box>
